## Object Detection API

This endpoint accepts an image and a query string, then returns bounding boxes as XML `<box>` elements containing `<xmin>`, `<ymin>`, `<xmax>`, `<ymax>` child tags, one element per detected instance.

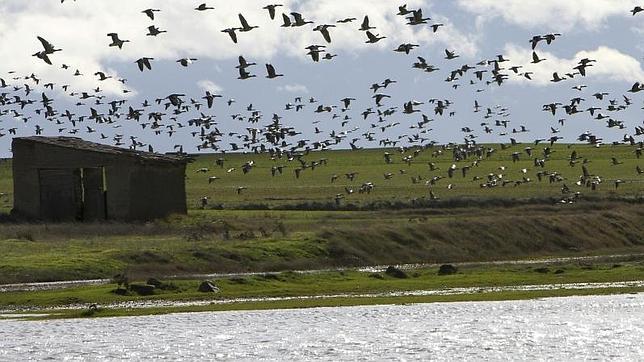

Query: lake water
<box><xmin>1</xmin><ymin>293</ymin><xmax>643</xmax><ymax>360</ymax></box>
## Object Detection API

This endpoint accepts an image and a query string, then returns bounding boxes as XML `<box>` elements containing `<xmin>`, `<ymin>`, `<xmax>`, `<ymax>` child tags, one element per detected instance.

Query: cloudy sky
<box><xmin>0</xmin><ymin>0</ymin><xmax>643</xmax><ymax>155</ymax></box>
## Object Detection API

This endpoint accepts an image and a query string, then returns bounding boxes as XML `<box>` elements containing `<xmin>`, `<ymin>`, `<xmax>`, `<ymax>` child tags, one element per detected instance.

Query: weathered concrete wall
<box><xmin>12</xmin><ymin>139</ymin><xmax>187</xmax><ymax>221</ymax></box>
<box><xmin>129</xmin><ymin>164</ymin><xmax>187</xmax><ymax>219</ymax></box>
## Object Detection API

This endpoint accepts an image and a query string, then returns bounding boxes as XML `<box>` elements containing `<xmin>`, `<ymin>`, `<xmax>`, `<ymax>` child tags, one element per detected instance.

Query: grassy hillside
<box><xmin>0</xmin><ymin>202</ymin><xmax>642</xmax><ymax>284</ymax></box>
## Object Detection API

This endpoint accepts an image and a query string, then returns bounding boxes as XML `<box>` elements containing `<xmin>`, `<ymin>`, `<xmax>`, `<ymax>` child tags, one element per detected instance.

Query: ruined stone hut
<box><xmin>12</xmin><ymin>136</ymin><xmax>189</xmax><ymax>221</ymax></box>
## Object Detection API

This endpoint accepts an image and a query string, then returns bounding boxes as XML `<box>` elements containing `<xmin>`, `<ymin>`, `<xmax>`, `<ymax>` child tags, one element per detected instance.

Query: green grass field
<box><xmin>3</xmin><ymin>258</ymin><xmax>644</xmax><ymax>319</ymax></box>
<box><xmin>0</xmin><ymin>145</ymin><xmax>642</xmax><ymax>316</ymax></box>
<box><xmin>0</xmin><ymin>143</ymin><xmax>641</xmax><ymax>212</ymax></box>
<box><xmin>183</xmin><ymin>144</ymin><xmax>643</xmax><ymax>209</ymax></box>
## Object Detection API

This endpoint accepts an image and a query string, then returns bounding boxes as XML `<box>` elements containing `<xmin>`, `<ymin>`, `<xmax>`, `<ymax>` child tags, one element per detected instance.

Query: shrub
<box><xmin>385</xmin><ymin>266</ymin><xmax>408</xmax><ymax>279</ymax></box>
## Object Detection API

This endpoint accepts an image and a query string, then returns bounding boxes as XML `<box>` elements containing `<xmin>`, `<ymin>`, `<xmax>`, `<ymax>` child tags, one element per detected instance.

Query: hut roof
<box><xmin>13</xmin><ymin>136</ymin><xmax>189</xmax><ymax>164</ymax></box>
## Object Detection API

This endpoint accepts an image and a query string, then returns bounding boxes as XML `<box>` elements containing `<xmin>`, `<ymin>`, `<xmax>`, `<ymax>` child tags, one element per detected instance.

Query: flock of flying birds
<box><xmin>2</xmin><ymin>2</ymin><xmax>644</xmax><ymax>204</ymax></box>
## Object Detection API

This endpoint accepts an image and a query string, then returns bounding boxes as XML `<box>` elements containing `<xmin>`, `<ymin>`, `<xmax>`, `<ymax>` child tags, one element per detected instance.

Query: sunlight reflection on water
<box><xmin>1</xmin><ymin>293</ymin><xmax>643</xmax><ymax>360</ymax></box>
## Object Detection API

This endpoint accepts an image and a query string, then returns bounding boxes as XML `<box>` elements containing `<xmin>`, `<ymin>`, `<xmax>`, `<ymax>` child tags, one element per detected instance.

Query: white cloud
<box><xmin>277</xmin><ymin>84</ymin><xmax>309</xmax><ymax>93</ymax></box>
<box><xmin>457</xmin><ymin>0</ymin><xmax>641</xmax><ymax>31</ymax></box>
<box><xmin>0</xmin><ymin>0</ymin><xmax>480</xmax><ymax>98</ymax></box>
<box><xmin>197</xmin><ymin>80</ymin><xmax>224</xmax><ymax>93</ymax></box>
<box><xmin>503</xmin><ymin>44</ymin><xmax>644</xmax><ymax>86</ymax></box>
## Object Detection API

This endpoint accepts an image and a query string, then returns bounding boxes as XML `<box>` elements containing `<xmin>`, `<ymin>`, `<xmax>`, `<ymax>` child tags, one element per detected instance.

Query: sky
<box><xmin>0</xmin><ymin>0</ymin><xmax>643</xmax><ymax>156</ymax></box>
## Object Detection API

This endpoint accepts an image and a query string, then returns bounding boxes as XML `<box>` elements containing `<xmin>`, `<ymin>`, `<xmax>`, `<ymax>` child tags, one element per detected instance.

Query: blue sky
<box><xmin>0</xmin><ymin>0</ymin><xmax>643</xmax><ymax>155</ymax></box>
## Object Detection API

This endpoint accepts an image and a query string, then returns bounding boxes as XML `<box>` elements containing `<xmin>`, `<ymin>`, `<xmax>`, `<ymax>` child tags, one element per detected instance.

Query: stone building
<box><xmin>11</xmin><ymin>136</ymin><xmax>189</xmax><ymax>221</ymax></box>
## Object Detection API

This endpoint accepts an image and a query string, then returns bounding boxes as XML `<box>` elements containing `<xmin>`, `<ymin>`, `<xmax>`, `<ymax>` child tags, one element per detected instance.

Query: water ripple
<box><xmin>1</xmin><ymin>294</ymin><xmax>643</xmax><ymax>360</ymax></box>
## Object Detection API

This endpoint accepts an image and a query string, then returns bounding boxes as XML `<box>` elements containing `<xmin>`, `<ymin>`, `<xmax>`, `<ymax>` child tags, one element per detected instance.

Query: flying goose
<box><xmin>221</xmin><ymin>28</ymin><xmax>240</xmax><ymax>43</ymax></box>
<box><xmin>238</xmin><ymin>13</ymin><xmax>258</xmax><ymax>32</ymax></box>
<box><xmin>195</xmin><ymin>3</ymin><xmax>214</xmax><ymax>11</ymax></box>
<box><xmin>107</xmin><ymin>33</ymin><xmax>129</xmax><ymax>49</ymax></box>
<box><xmin>444</xmin><ymin>49</ymin><xmax>459</xmax><ymax>59</ymax></box>
<box><xmin>365</xmin><ymin>31</ymin><xmax>386</xmax><ymax>43</ymax></box>
<box><xmin>142</xmin><ymin>8</ymin><xmax>160</xmax><ymax>20</ymax></box>
<box><xmin>313</xmin><ymin>24</ymin><xmax>335</xmax><ymax>43</ymax></box>
<box><xmin>263</xmin><ymin>4</ymin><xmax>283</xmax><ymax>20</ymax></box>
<box><xmin>36</xmin><ymin>36</ymin><xmax>62</xmax><ymax>54</ymax></box>
<box><xmin>291</xmin><ymin>12</ymin><xmax>313</xmax><ymax>27</ymax></box>
<box><xmin>265</xmin><ymin>63</ymin><xmax>283</xmax><ymax>78</ymax></box>
<box><xmin>359</xmin><ymin>16</ymin><xmax>375</xmax><ymax>31</ymax></box>
<box><xmin>531</xmin><ymin>51</ymin><xmax>546</xmax><ymax>64</ymax></box>
<box><xmin>177</xmin><ymin>58</ymin><xmax>198</xmax><ymax>67</ymax></box>
<box><xmin>135</xmin><ymin>57</ymin><xmax>154</xmax><ymax>72</ymax></box>
<box><xmin>394</xmin><ymin>43</ymin><xmax>420</xmax><ymax>54</ymax></box>
<box><xmin>146</xmin><ymin>25</ymin><xmax>167</xmax><ymax>36</ymax></box>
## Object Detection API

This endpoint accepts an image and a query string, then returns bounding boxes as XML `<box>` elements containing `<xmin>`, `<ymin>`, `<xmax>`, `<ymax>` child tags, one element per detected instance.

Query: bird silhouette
<box><xmin>359</xmin><ymin>16</ymin><xmax>375</xmax><ymax>31</ymax></box>
<box><xmin>107</xmin><ymin>33</ymin><xmax>129</xmax><ymax>49</ymax></box>
<box><xmin>238</xmin><ymin>13</ymin><xmax>258</xmax><ymax>32</ymax></box>
<box><xmin>177</xmin><ymin>58</ymin><xmax>198</xmax><ymax>67</ymax></box>
<box><xmin>135</xmin><ymin>57</ymin><xmax>154</xmax><ymax>72</ymax></box>
<box><xmin>365</xmin><ymin>31</ymin><xmax>386</xmax><ymax>43</ymax></box>
<box><xmin>146</xmin><ymin>25</ymin><xmax>167</xmax><ymax>36</ymax></box>
<box><xmin>444</xmin><ymin>49</ymin><xmax>459</xmax><ymax>59</ymax></box>
<box><xmin>221</xmin><ymin>28</ymin><xmax>240</xmax><ymax>43</ymax></box>
<box><xmin>195</xmin><ymin>3</ymin><xmax>214</xmax><ymax>11</ymax></box>
<box><xmin>142</xmin><ymin>8</ymin><xmax>160</xmax><ymax>20</ymax></box>
<box><xmin>265</xmin><ymin>64</ymin><xmax>283</xmax><ymax>79</ymax></box>
<box><xmin>263</xmin><ymin>4</ymin><xmax>283</xmax><ymax>20</ymax></box>
<box><xmin>313</xmin><ymin>24</ymin><xmax>335</xmax><ymax>43</ymax></box>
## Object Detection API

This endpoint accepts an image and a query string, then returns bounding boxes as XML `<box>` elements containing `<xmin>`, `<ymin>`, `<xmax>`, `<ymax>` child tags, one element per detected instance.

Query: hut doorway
<box><xmin>38</xmin><ymin>167</ymin><xmax>107</xmax><ymax>221</ymax></box>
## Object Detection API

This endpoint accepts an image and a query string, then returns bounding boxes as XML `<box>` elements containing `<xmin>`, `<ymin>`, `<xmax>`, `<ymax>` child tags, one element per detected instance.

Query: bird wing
<box><xmin>361</xmin><ymin>16</ymin><xmax>369</xmax><ymax>29</ymax></box>
<box><xmin>291</xmin><ymin>12</ymin><xmax>303</xmax><ymax>22</ymax></box>
<box><xmin>268</xmin><ymin>6</ymin><xmax>276</xmax><ymax>19</ymax></box>
<box><xmin>266</xmin><ymin>63</ymin><xmax>276</xmax><ymax>76</ymax></box>
<box><xmin>321</xmin><ymin>28</ymin><xmax>331</xmax><ymax>43</ymax></box>
<box><xmin>228</xmin><ymin>29</ymin><xmax>238</xmax><ymax>43</ymax></box>
<box><xmin>143</xmin><ymin>9</ymin><xmax>154</xmax><ymax>20</ymax></box>
<box><xmin>238</xmin><ymin>13</ymin><xmax>250</xmax><ymax>28</ymax></box>
<box><xmin>41</xmin><ymin>53</ymin><xmax>52</xmax><ymax>65</ymax></box>
<box><xmin>37</xmin><ymin>36</ymin><xmax>55</xmax><ymax>53</ymax></box>
<box><xmin>282</xmin><ymin>13</ymin><xmax>291</xmax><ymax>26</ymax></box>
